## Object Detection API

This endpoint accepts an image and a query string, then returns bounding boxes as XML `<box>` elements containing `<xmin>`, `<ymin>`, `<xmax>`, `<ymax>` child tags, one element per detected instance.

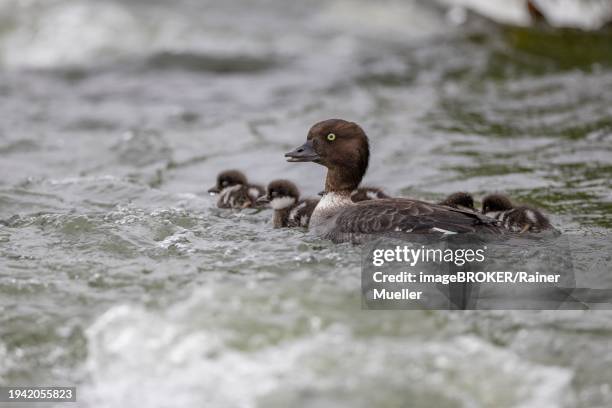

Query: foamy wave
<box><xmin>81</xmin><ymin>294</ymin><xmax>574</xmax><ymax>408</ymax></box>
<box><xmin>157</xmin><ymin>228</ymin><xmax>196</xmax><ymax>254</ymax></box>
<box><xmin>0</xmin><ymin>0</ymin><xmax>450</xmax><ymax>69</ymax></box>
<box><xmin>439</xmin><ymin>0</ymin><xmax>612</xmax><ymax>29</ymax></box>
<box><xmin>0</xmin><ymin>1</ymin><xmax>146</xmax><ymax>68</ymax></box>
<box><xmin>0</xmin><ymin>0</ymin><xmax>262</xmax><ymax>69</ymax></box>
<box><xmin>315</xmin><ymin>0</ymin><xmax>447</xmax><ymax>41</ymax></box>
<box><xmin>1</xmin><ymin>0</ymin><xmax>610</xmax><ymax>69</ymax></box>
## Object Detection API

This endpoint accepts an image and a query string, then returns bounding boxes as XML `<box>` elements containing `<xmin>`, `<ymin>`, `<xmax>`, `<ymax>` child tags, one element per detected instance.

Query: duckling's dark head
<box><xmin>208</xmin><ymin>169</ymin><xmax>247</xmax><ymax>194</ymax></box>
<box><xmin>257</xmin><ymin>179</ymin><xmax>299</xmax><ymax>209</ymax></box>
<box><xmin>439</xmin><ymin>192</ymin><xmax>475</xmax><ymax>210</ymax></box>
<box><xmin>285</xmin><ymin>119</ymin><xmax>369</xmax><ymax>192</ymax></box>
<box><xmin>482</xmin><ymin>194</ymin><xmax>514</xmax><ymax>213</ymax></box>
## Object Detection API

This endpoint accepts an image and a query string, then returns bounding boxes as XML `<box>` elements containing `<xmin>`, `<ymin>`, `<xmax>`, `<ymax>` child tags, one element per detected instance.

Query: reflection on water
<box><xmin>0</xmin><ymin>0</ymin><xmax>611</xmax><ymax>407</ymax></box>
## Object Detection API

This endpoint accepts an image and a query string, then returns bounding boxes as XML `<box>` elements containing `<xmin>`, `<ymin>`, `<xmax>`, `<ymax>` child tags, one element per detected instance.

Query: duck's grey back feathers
<box><xmin>326</xmin><ymin>198</ymin><xmax>500</xmax><ymax>243</ymax></box>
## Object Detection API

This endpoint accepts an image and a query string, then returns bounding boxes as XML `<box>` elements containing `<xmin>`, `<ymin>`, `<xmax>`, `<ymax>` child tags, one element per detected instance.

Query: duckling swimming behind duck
<box><xmin>481</xmin><ymin>193</ymin><xmax>552</xmax><ymax>233</ymax></box>
<box><xmin>319</xmin><ymin>186</ymin><xmax>389</xmax><ymax>202</ymax></box>
<box><xmin>257</xmin><ymin>179</ymin><xmax>319</xmax><ymax>228</ymax></box>
<box><xmin>438</xmin><ymin>192</ymin><xmax>476</xmax><ymax>212</ymax></box>
<box><xmin>208</xmin><ymin>169</ymin><xmax>264</xmax><ymax>209</ymax></box>
<box><xmin>351</xmin><ymin>186</ymin><xmax>390</xmax><ymax>202</ymax></box>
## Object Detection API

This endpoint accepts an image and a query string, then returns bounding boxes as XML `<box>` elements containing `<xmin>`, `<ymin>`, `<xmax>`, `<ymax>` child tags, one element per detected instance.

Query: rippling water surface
<box><xmin>1</xmin><ymin>1</ymin><xmax>612</xmax><ymax>407</ymax></box>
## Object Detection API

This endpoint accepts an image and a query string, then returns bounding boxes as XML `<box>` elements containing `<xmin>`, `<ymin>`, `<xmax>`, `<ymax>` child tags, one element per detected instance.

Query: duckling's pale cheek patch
<box><xmin>270</xmin><ymin>196</ymin><xmax>296</xmax><ymax>210</ymax></box>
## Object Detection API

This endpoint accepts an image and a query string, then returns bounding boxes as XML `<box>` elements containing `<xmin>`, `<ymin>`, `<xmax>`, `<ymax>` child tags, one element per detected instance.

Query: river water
<box><xmin>1</xmin><ymin>1</ymin><xmax>611</xmax><ymax>407</ymax></box>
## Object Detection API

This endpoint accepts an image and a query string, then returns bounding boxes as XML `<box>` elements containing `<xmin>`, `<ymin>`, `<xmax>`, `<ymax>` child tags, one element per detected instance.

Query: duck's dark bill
<box><xmin>285</xmin><ymin>141</ymin><xmax>320</xmax><ymax>162</ymax></box>
<box><xmin>207</xmin><ymin>187</ymin><xmax>220</xmax><ymax>194</ymax></box>
<box><xmin>256</xmin><ymin>196</ymin><xmax>270</xmax><ymax>204</ymax></box>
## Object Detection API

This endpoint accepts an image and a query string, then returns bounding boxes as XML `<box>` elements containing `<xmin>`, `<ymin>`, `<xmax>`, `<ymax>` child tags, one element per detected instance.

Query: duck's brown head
<box><xmin>208</xmin><ymin>169</ymin><xmax>247</xmax><ymax>194</ymax></box>
<box><xmin>257</xmin><ymin>179</ymin><xmax>300</xmax><ymax>209</ymax></box>
<box><xmin>285</xmin><ymin>119</ymin><xmax>369</xmax><ymax>192</ymax></box>
<box><xmin>482</xmin><ymin>194</ymin><xmax>514</xmax><ymax>214</ymax></box>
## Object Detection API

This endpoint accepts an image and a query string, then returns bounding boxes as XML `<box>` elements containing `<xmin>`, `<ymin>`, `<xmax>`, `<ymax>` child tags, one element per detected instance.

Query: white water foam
<box><xmin>1</xmin><ymin>1</ymin><xmax>146</xmax><ymax>68</ymax></box>
<box><xmin>439</xmin><ymin>0</ymin><xmax>612</xmax><ymax>29</ymax></box>
<box><xmin>0</xmin><ymin>0</ymin><xmax>450</xmax><ymax>70</ymax></box>
<box><xmin>81</xmin><ymin>289</ymin><xmax>575</xmax><ymax>408</ymax></box>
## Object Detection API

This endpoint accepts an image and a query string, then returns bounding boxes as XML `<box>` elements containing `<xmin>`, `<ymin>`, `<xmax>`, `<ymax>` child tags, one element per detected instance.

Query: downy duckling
<box><xmin>318</xmin><ymin>186</ymin><xmax>390</xmax><ymax>202</ymax></box>
<box><xmin>257</xmin><ymin>179</ymin><xmax>319</xmax><ymax>228</ymax></box>
<box><xmin>350</xmin><ymin>186</ymin><xmax>390</xmax><ymax>202</ymax></box>
<box><xmin>284</xmin><ymin>119</ymin><xmax>500</xmax><ymax>243</ymax></box>
<box><xmin>208</xmin><ymin>169</ymin><xmax>264</xmax><ymax>209</ymax></box>
<box><xmin>438</xmin><ymin>192</ymin><xmax>476</xmax><ymax>212</ymax></box>
<box><xmin>481</xmin><ymin>193</ymin><xmax>552</xmax><ymax>233</ymax></box>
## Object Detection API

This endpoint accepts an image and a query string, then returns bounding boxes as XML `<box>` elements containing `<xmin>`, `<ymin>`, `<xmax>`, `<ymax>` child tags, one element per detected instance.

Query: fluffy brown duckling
<box><xmin>257</xmin><ymin>180</ymin><xmax>319</xmax><ymax>228</ymax></box>
<box><xmin>438</xmin><ymin>192</ymin><xmax>476</xmax><ymax>212</ymax></box>
<box><xmin>284</xmin><ymin>119</ymin><xmax>500</xmax><ymax>243</ymax></box>
<box><xmin>481</xmin><ymin>193</ymin><xmax>552</xmax><ymax>233</ymax></box>
<box><xmin>208</xmin><ymin>169</ymin><xmax>264</xmax><ymax>209</ymax></box>
<box><xmin>318</xmin><ymin>186</ymin><xmax>390</xmax><ymax>202</ymax></box>
<box><xmin>350</xmin><ymin>186</ymin><xmax>390</xmax><ymax>202</ymax></box>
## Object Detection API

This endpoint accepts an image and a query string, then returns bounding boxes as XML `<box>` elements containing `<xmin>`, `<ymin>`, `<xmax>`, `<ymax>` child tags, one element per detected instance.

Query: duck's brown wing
<box><xmin>334</xmin><ymin>198</ymin><xmax>500</xmax><ymax>235</ymax></box>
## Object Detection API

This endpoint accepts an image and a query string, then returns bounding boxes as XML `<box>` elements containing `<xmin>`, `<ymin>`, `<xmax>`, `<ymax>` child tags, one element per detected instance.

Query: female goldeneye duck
<box><xmin>481</xmin><ymin>193</ymin><xmax>552</xmax><ymax>233</ymax></box>
<box><xmin>318</xmin><ymin>186</ymin><xmax>390</xmax><ymax>202</ymax></box>
<box><xmin>284</xmin><ymin>119</ymin><xmax>500</xmax><ymax>243</ymax></box>
<box><xmin>438</xmin><ymin>192</ymin><xmax>476</xmax><ymax>212</ymax></box>
<box><xmin>257</xmin><ymin>179</ymin><xmax>319</xmax><ymax>228</ymax></box>
<box><xmin>207</xmin><ymin>169</ymin><xmax>264</xmax><ymax>209</ymax></box>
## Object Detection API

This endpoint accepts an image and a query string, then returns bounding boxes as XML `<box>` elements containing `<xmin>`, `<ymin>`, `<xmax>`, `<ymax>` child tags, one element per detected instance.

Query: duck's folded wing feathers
<box><xmin>334</xmin><ymin>199</ymin><xmax>499</xmax><ymax>235</ymax></box>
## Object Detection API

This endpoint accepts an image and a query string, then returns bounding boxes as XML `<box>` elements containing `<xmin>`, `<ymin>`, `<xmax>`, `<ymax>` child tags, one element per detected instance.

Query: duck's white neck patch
<box><xmin>310</xmin><ymin>192</ymin><xmax>353</xmax><ymax>230</ymax></box>
<box><xmin>316</xmin><ymin>192</ymin><xmax>353</xmax><ymax>212</ymax></box>
<box><xmin>270</xmin><ymin>196</ymin><xmax>296</xmax><ymax>210</ymax></box>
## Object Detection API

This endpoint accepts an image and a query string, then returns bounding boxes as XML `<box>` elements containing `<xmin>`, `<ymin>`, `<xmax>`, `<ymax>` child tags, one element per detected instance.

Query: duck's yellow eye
<box><xmin>327</xmin><ymin>133</ymin><xmax>336</xmax><ymax>141</ymax></box>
